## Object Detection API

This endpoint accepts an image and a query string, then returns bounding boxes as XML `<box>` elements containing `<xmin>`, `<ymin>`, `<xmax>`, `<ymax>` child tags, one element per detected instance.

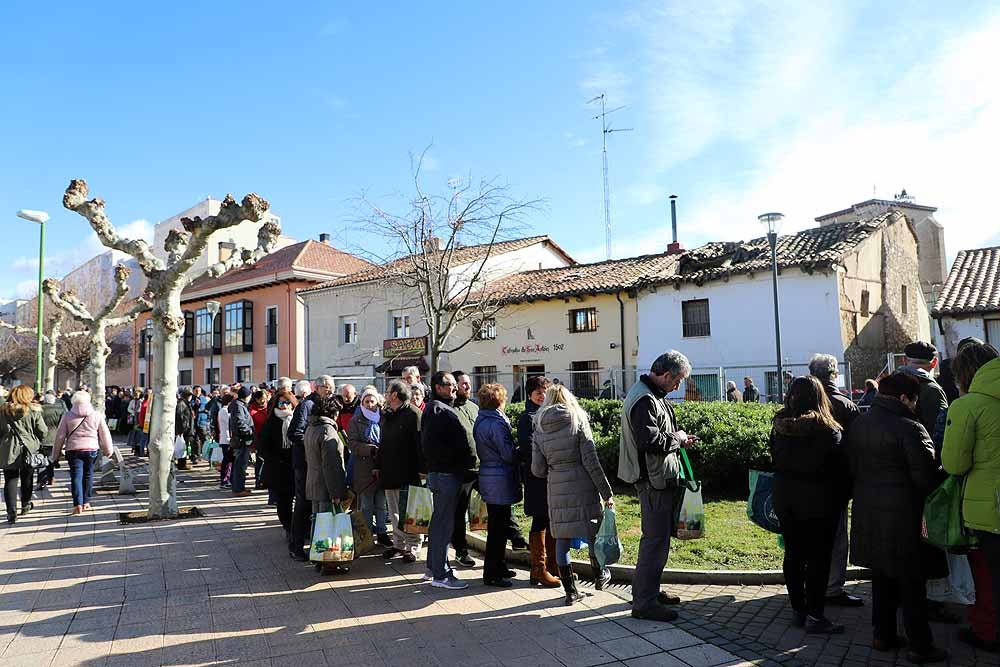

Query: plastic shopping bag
<box><xmin>468</xmin><ymin>490</ymin><xmax>489</xmax><ymax>531</ymax></box>
<box><xmin>403</xmin><ymin>484</ymin><xmax>433</xmax><ymax>535</ymax></box>
<box><xmin>747</xmin><ymin>469</ymin><xmax>782</xmax><ymax>534</ymax></box>
<box><xmin>201</xmin><ymin>439</ymin><xmax>218</xmax><ymax>461</ymax></box>
<box><xmin>173</xmin><ymin>435</ymin><xmax>188</xmax><ymax>460</ymax></box>
<box><xmin>310</xmin><ymin>511</ymin><xmax>355</xmax><ymax>563</ymax></box>
<box><xmin>107</xmin><ymin>418</ymin><xmax>119</xmax><ymax>431</ymax></box>
<box><xmin>675</xmin><ymin>449</ymin><xmax>705</xmax><ymax>540</ymax></box>
<box><xmin>210</xmin><ymin>446</ymin><xmax>224</xmax><ymax>468</ymax></box>
<box><xmin>593</xmin><ymin>506</ymin><xmax>621</xmax><ymax>569</ymax></box>
<box><xmin>922</xmin><ymin>475</ymin><xmax>978</xmax><ymax>551</ymax></box>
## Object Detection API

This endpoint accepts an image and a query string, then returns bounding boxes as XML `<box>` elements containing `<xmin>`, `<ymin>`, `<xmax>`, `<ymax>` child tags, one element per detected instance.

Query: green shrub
<box><xmin>506</xmin><ymin>398</ymin><xmax>778</xmax><ymax>498</ymax></box>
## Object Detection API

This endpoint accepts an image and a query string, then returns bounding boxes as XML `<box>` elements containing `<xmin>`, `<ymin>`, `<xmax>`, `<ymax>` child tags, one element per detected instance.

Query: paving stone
<box><xmin>670</xmin><ymin>643</ymin><xmax>741</xmax><ymax>667</ymax></box>
<box><xmin>599</xmin><ymin>636</ymin><xmax>663</xmax><ymax>660</ymax></box>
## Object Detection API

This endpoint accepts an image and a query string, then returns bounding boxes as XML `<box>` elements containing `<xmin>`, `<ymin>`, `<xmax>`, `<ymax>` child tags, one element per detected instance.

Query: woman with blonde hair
<box><xmin>531</xmin><ymin>384</ymin><xmax>614</xmax><ymax>604</ymax></box>
<box><xmin>0</xmin><ymin>385</ymin><xmax>47</xmax><ymax>523</ymax></box>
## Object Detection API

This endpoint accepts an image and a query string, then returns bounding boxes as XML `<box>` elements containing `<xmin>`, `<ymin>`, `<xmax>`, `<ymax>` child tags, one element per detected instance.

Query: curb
<box><xmin>465</xmin><ymin>531</ymin><xmax>872</xmax><ymax>586</ymax></box>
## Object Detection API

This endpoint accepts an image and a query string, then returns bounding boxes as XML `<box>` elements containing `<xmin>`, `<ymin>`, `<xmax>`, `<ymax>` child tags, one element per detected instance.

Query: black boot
<box><xmin>589</xmin><ymin>552</ymin><xmax>611</xmax><ymax>590</ymax></box>
<box><xmin>559</xmin><ymin>565</ymin><xmax>584</xmax><ymax>605</ymax></box>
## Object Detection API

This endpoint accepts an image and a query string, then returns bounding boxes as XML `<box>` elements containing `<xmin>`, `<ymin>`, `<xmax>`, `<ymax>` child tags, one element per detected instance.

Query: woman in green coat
<box><xmin>0</xmin><ymin>385</ymin><xmax>47</xmax><ymax>523</ymax></box>
<box><xmin>942</xmin><ymin>343</ymin><xmax>1000</xmax><ymax>651</ymax></box>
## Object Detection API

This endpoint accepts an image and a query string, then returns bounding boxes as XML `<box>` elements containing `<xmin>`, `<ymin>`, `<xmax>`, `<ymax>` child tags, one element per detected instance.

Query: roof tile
<box><xmin>933</xmin><ymin>246</ymin><xmax>1000</xmax><ymax>316</ymax></box>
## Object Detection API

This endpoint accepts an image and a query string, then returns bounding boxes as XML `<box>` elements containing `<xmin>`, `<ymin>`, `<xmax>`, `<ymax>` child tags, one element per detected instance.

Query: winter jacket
<box><xmin>847</xmin><ymin>395</ymin><xmax>946</xmax><ymax>578</ymax></box>
<box><xmin>743</xmin><ymin>385</ymin><xmax>761</xmax><ymax>403</ymax></box>
<box><xmin>421</xmin><ymin>399</ymin><xmax>477</xmax><ymax>477</ymax></box>
<box><xmin>453</xmin><ymin>397</ymin><xmax>480</xmax><ymax>470</ymax></box>
<box><xmin>769</xmin><ymin>412</ymin><xmax>846</xmax><ymax>520</ymax></box>
<box><xmin>191</xmin><ymin>395</ymin><xmax>209</xmax><ymax>428</ymax></box>
<box><xmin>898</xmin><ymin>366</ymin><xmax>949</xmax><ymax>435</ymax></box>
<box><xmin>0</xmin><ymin>405</ymin><xmax>47</xmax><ymax>468</ymax></box>
<box><xmin>40</xmin><ymin>402</ymin><xmax>67</xmax><ymax>446</ymax></box>
<box><xmin>618</xmin><ymin>375</ymin><xmax>685</xmax><ymax>488</ymax></box>
<box><xmin>347</xmin><ymin>410</ymin><xmax>380</xmax><ymax>492</ymax></box>
<box><xmin>287</xmin><ymin>392</ymin><xmax>318</xmax><ymax>449</ymax></box>
<box><xmin>531</xmin><ymin>405</ymin><xmax>612</xmax><ymax>539</ymax></box>
<box><xmin>374</xmin><ymin>403</ymin><xmax>423</xmax><ymax>490</ymax></box>
<box><xmin>337</xmin><ymin>398</ymin><xmax>358</xmax><ymax>433</ymax></box>
<box><xmin>473</xmin><ymin>408</ymin><xmax>522</xmax><ymax>506</ymax></box>
<box><xmin>726</xmin><ymin>388</ymin><xmax>742</xmax><ymax>403</ymax></box>
<box><xmin>821</xmin><ymin>380</ymin><xmax>859</xmax><ymax>432</ymax></box>
<box><xmin>942</xmin><ymin>357</ymin><xmax>1000</xmax><ymax>534</ymax></box>
<box><xmin>257</xmin><ymin>410</ymin><xmax>295</xmax><ymax>496</ymax></box>
<box><xmin>137</xmin><ymin>398</ymin><xmax>150</xmax><ymax>434</ymax></box>
<box><xmin>517</xmin><ymin>399</ymin><xmax>548</xmax><ymax>518</ymax></box>
<box><xmin>249</xmin><ymin>403</ymin><xmax>268</xmax><ymax>448</ymax></box>
<box><xmin>51</xmin><ymin>401</ymin><xmax>115</xmax><ymax>461</ymax></box>
<box><xmin>228</xmin><ymin>399</ymin><xmax>254</xmax><ymax>449</ymax></box>
<box><xmin>207</xmin><ymin>397</ymin><xmax>221</xmax><ymax>438</ymax></box>
<box><xmin>303</xmin><ymin>415</ymin><xmax>347</xmax><ymax>504</ymax></box>
<box><xmin>175</xmin><ymin>401</ymin><xmax>194</xmax><ymax>439</ymax></box>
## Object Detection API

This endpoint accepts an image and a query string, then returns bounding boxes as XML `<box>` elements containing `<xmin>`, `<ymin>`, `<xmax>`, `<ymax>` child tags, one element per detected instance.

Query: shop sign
<box><xmin>501</xmin><ymin>343</ymin><xmax>565</xmax><ymax>355</ymax></box>
<box><xmin>383</xmin><ymin>336</ymin><xmax>427</xmax><ymax>357</ymax></box>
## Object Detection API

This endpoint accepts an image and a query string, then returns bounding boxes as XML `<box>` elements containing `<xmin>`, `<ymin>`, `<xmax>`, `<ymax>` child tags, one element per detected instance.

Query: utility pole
<box><xmin>588</xmin><ymin>93</ymin><xmax>632</xmax><ymax>260</ymax></box>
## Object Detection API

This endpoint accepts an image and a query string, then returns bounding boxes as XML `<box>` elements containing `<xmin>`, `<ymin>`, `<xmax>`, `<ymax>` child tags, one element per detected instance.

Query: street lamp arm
<box><xmin>42</xmin><ymin>278</ymin><xmax>95</xmax><ymax>323</ymax></box>
<box><xmin>62</xmin><ymin>179</ymin><xmax>165</xmax><ymax>275</ymax></box>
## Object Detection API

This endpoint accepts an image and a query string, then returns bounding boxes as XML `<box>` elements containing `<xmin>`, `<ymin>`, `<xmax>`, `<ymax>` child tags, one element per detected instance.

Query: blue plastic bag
<box><xmin>747</xmin><ymin>469</ymin><xmax>781</xmax><ymax>534</ymax></box>
<box><xmin>593</xmin><ymin>507</ymin><xmax>621</xmax><ymax>569</ymax></box>
<box><xmin>569</xmin><ymin>537</ymin><xmax>588</xmax><ymax>550</ymax></box>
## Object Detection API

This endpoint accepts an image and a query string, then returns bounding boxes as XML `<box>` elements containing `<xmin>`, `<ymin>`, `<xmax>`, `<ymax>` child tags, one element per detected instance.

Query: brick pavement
<box><xmin>1</xmin><ymin>458</ymin><xmax>997</xmax><ymax>667</ymax></box>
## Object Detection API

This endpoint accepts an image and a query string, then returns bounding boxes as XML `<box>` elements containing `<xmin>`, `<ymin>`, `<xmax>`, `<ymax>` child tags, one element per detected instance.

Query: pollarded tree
<box><xmin>63</xmin><ymin>179</ymin><xmax>280</xmax><ymax>518</ymax></box>
<box><xmin>0</xmin><ymin>312</ymin><xmax>86</xmax><ymax>392</ymax></box>
<box><xmin>43</xmin><ymin>264</ymin><xmax>149</xmax><ymax>415</ymax></box>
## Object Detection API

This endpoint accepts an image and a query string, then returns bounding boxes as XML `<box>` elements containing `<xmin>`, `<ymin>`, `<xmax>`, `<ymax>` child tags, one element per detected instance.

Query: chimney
<box><xmin>318</xmin><ymin>233</ymin><xmax>330</xmax><ymax>245</ymax></box>
<box><xmin>666</xmin><ymin>195</ymin><xmax>684</xmax><ymax>254</ymax></box>
<box><xmin>423</xmin><ymin>235</ymin><xmax>443</xmax><ymax>253</ymax></box>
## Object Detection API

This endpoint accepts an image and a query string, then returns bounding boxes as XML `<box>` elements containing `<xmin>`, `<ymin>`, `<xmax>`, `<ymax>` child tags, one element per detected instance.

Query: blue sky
<box><xmin>2</xmin><ymin>1</ymin><xmax>998</xmax><ymax>300</ymax></box>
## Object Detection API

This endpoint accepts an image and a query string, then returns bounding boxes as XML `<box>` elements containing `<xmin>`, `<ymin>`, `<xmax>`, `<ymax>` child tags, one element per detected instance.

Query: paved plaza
<box><xmin>1</xmin><ymin>458</ymin><xmax>997</xmax><ymax>667</ymax></box>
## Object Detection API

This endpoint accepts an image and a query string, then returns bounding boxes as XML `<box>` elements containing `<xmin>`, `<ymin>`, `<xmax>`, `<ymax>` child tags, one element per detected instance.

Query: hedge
<box><xmin>505</xmin><ymin>398</ymin><xmax>779</xmax><ymax>498</ymax></box>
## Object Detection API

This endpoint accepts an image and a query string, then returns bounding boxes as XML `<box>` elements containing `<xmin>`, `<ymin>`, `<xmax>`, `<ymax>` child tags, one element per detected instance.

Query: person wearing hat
<box><xmin>939</xmin><ymin>337</ymin><xmax>985</xmax><ymax>403</ymax></box>
<box><xmin>228</xmin><ymin>386</ymin><xmax>256</xmax><ymax>497</ymax></box>
<box><xmin>899</xmin><ymin>342</ymin><xmax>949</xmax><ymax>436</ymax></box>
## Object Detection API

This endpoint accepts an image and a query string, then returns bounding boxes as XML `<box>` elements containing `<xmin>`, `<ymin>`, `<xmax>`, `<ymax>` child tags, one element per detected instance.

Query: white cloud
<box><xmin>564</xmin><ymin>132</ymin><xmax>587</xmax><ymax>148</ymax></box>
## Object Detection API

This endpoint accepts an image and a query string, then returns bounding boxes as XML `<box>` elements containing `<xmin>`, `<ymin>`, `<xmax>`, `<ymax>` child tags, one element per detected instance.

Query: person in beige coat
<box><xmin>303</xmin><ymin>395</ymin><xmax>348</xmax><ymax>513</ymax></box>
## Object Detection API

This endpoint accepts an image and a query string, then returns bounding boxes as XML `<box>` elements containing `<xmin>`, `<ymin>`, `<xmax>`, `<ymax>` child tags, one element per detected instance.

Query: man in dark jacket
<box><xmin>228</xmin><ymin>387</ymin><xmax>255</xmax><ymax>497</ymax></box>
<box><xmin>422</xmin><ymin>371</ymin><xmax>473</xmax><ymax>590</ymax></box>
<box><xmin>808</xmin><ymin>353</ymin><xmax>863</xmax><ymax>607</ymax></box>
<box><xmin>899</xmin><ymin>341</ymin><xmax>948</xmax><ymax>435</ymax></box>
<box><xmin>175</xmin><ymin>389</ymin><xmax>195</xmax><ymax>470</ymax></box>
<box><xmin>375</xmin><ymin>379</ymin><xmax>424</xmax><ymax>563</ymax></box>
<box><xmin>285</xmin><ymin>375</ymin><xmax>334</xmax><ymax>560</ymax></box>
<box><xmin>450</xmin><ymin>371</ymin><xmax>481</xmax><ymax>567</ymax></box>
<box><xmin>743</xmin><ymin>377</ymin><xmax>760</xmax><ymax>404</ymax></box>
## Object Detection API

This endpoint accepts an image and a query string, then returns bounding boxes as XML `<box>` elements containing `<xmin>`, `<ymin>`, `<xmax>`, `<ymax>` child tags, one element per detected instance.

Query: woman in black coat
<box><xmin>770</xmin><ymin>376</ymin><xmax>846</xmax><ymax>634</ymax></box>
<box><xmin>517</xmin><ymin>375</ymin><xmax>559</xmax><ymax>588</ymax></box>
<box><xmin>257</xmin><ymin>389</ymin><xmax>297</xmax><ymax>538</ymax></box>
<box><xmin>848</xmin><ymin>372</ymin><xmax>947</xmax><ymax>664</ymax></box>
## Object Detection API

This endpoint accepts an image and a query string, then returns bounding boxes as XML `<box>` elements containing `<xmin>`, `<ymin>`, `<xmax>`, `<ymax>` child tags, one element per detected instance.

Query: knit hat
<box><xmin>361</xmin><ymin>386</ymin><xmax>381</xmax><ymax>403</ymax></box>
<box><xmin>904</xmin><ymin>341</ymin><xmax>937</xmax><ymax>362</ymax></box>
<box><xmin>237</xmin><ymin>386</ymin><xmax>252</xmax><ymax>400</ymax></box>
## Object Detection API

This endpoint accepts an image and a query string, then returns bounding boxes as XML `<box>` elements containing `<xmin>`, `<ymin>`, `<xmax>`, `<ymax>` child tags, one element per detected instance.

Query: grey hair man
<box><xmin>275</xmin><ymin>376</ymin><xmax>294</xmax><ymax>392</ymax></box>
<box><xmin>807</xmin><ymin>353</ymin><xmax>863</xmax><ymax>607</ymax></box>
<box><xmin>619</xmin><ymin>351</ymin><xmax>697</xmax><ymax>622</ymax></box>
<box><xmin>293</xmin><ymin>380</ymin><xmax>312</xmax><ymax>400</ymax></box>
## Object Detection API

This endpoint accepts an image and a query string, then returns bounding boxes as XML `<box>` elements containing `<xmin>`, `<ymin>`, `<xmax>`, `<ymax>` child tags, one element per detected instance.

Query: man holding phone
<box><xmin>618</xmin><ymin>350</ymin><xmax>697</xmax><ymax>622</ymax></box>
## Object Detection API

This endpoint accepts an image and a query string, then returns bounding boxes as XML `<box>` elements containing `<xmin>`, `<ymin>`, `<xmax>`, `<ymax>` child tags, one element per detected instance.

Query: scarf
<box><xmin>275</xmin><ymin>408</ymin><xmax>294</xmax><ymax>449</ymax></box>
<box><xmin>360</xmin><ymin>405</ymin><xmax>381</xmax><ymax>444</ymax></box>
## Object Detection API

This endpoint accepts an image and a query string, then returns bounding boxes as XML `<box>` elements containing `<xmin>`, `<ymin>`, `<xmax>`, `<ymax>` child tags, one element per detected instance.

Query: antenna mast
<box><xmin>588</xmin><ymin>93</ymin><xmax>632</xmax><ymax>259</ymax></box>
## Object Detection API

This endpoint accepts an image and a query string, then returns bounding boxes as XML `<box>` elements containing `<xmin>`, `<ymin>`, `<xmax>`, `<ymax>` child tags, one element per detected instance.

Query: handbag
<box><xmin>310</xmin><ymin>510</ymin><xmax>355</xmax><ymax>562</ymax></box>
<box><xmin>467</xmin><ymin>489</ymin><xmax>489</xmax><ymax>531</ymax></box>
<box><xmin>676</xmin><ymin>448</ymin><xmax>705</xmax><ymax>540</ymax></box>
<box><xmin>922</xmin><ymin>475</ymin><xmax>979</xmax><ymax>552</ymax></box>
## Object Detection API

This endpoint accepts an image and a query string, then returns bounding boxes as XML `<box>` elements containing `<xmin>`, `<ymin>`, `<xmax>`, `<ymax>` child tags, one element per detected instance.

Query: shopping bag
<box><xmin>747</xmin><ymin>469</ymin><xmax>781</xmax><ymax>534</ymax></box>
<box><xmin>210</xmin><ymin>446</ymin><xmax>224</xmax><ymax>468</ymax></box>
<box><xmin>107</xmin><ymin>418</ymin><xmax>119</xmax><ymax>431</ymax></box>
<box><xmin>922</xmin><ymin>475</ymin><xmax>978</xmax><ymax>551</ymax></box>
<box><xmin>403</xmin><ymin>484</ymin><xmax>433</xmax><ymax>535</ymax></box>
<box><xmin>350</xmin><ymin>510</ymin><xmax>377</xmax><ymax>557</ymax></box>
<box><xmin>173</xmin><ymin>435</ymin><xmax>188</xmax><ymax>460</ymax></box>
<box><xmin>310</xmin><ymin>511</ymin><xmax>355</xmax><ymax>562</ymax></box>
<box><xmin>593</xmin><ymin>506</ymin><xmax>621</xmax><ymax>569</ymax></box>
<box><xmin>201</xmin><ymin>439</ymin><xmax>218</xmax><ymax>461</ymax></box>
<box><xmin>468</xmin><ymin>490</ymin><xmax>489</xmax><ymax>531</ymax></box>
<box><xmin>676</xmin><ymin>448</ymin><xmax>705</xmax><ymax>540</ymax></box>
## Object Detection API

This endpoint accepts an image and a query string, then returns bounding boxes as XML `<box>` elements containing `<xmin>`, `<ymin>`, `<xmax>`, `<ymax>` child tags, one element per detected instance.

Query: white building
<box><xmin>932</xmin><ymin>245</ymin><xmax>1000</xmax><ymax>355</ymax></box>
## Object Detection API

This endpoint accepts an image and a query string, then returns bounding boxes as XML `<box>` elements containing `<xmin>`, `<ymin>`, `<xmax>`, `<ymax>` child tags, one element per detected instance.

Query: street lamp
<box><xmin>205</xmin><ymin>300</ymin><xmax>221</xmax><ymax>387</ymax></box>
<box><xmin>17</xmin><ymin>209</ymin><xmax>49</xmax><ymax>393</ymax></box>
<box><xmin>759</xmin><ymin>212</ymin><xmax>785</xmax><ymax>403</ymax></box>
<box><xmin>145</xmin><ymin>323</ymin><xmax>154</xmax><ymax>390</ymax></box>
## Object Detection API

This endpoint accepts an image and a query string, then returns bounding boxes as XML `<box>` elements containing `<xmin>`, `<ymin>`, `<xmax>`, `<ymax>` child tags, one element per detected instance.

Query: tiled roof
<box><xmin>643</xmin><ymin>211</ymin><xmax>904</xmax><ymax>287</ymax></box>
<box><xmin>185</xmin><ymin>240</ymin><xmax>373</xmax><ymax>294</ymax></box>
<box><xmin>933</xmin><ymin>246</ymin><xmax>1000</xmax><ymax>316</ymax></box>
<box><xmin>301</xmin><ymin>235</ymin><xmax>574</xmax><ymax>293</ymax></box>
<box><xmin>482</xmin><ymin>252</ymin><xmax>682</xmax><ymax>302</ymax></box>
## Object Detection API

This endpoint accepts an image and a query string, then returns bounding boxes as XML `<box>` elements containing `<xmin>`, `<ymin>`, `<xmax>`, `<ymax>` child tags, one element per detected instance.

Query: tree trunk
<box><xmin>147</xmin><ymin>289</ymin><xmax>183</xmax><ymax>519</ymax></box>
<box><xmin>88</xmin><ymin>326</ymin><xmax>110</xmax><ymax>417</ymax></box>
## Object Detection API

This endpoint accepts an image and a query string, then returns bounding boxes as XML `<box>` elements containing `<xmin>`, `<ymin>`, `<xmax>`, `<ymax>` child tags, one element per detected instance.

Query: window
<box><xmin>568</xmin><ymin>308</ymin><xmax>598</xmax><ymax>333</ymax></box>
<box><xmin>266</xmin><ymin>363</ymin><xmax>277</xmax><ymax>382</ymax></box>
<box><xmin>138</xmin><ymin>320</ymin><xmax>152</xmax><ymax>358</ymax></box>
<box><xmin>473</xmin><ymin>365</ymin><xmax>498</xmax><ymax>393</ymax></box>
<box><xmin>182</xmin><ymin>311</ymin><xmax>195</xmax><ymax>357</ymax></box>
<box><xmin>195</xmin><ymin>308</ymin><xmax>222</xmax><ymax>355</ymax></box>
<box><xmin>178</xmin><ymin>369</ymin><xmax>193</xmax><ymax>386</ymax></box>
<box><xmin>224</xmin><ymin>300</ymin><xmax>254</xmax><ymax>353</ymax></box>
<box><xmin>235</xmin><ymin>365</ymin><xmax>251</xmax><ymax>383</ymax></box>
<box><xmin>341</xmin><ymin>316</ymin><xmax>358</xmax><ymax>345</ymax></box>
<box><xmin>265</xmin><ymin>306</ymin><xmax>278</xmax><ymax>346</ymax></box>
<box><xmin>860</xmin><ymin>290</ymin><xmax>870</xmax><ymax>317</ymax></box>
<box><xmin>390</xmin><ymin>310</ymin><xmax>410</xmax><ymax>338</ymax></box>
<box><xmin>682</xmin><ymin>299</ymin><xmax>711</xmax><ymax>337</ymax></box>
<box><xmin>205</xmin><ymin>367</ymin><xmax>220</xmax><ymax>386</ymax></box>
<box><xmin>687</xmin><ymin>373</ymin><xmax>720</xmax><ymax>401</ymax></box>
<box><xmin>986</xmin><ymin>319</ymin><xmax>1000</xmax><ymax>346</ymax></box>
<box><xmin>571</xmin><ymin>360</ymin><xmax>600</xmax><ymax>398</ymax></box>
<box><xmin>138</xmin><ymin>373</ymin><xmax>146</xmax><ymax>387</ymax></box>
<box><xmin>473</xmin><ymin>318</ymin><xmax>497</xmax><ymax>341</ymax></box>
<box><xmin>901</xmin><ymin>285</ymin><xmax>908</xmax><ymax>315</ymax></box>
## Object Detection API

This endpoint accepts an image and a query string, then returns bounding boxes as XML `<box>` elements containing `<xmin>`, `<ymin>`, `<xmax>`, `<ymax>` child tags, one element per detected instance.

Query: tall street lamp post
<box><xmin>16</xmin><ymin>209</ymin><xmax>50</xmax><ymax>393</ymax></box>
<box><xmin>759</xmin><ymin>212</ymin><xmax>785</xmax><ymax>402</ymax></box>
<box><xmin>206</xmin><ymin>301</ymin><xmax>221</xmax><ymax>388</ymax></box>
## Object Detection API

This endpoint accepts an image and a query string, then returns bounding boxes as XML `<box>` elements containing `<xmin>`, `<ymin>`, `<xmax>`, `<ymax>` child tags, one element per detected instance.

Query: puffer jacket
<box><xmin>942</xmin><ymin>357</ymin><xmax>1000</xmax><ymax>534</ymax></box>
<box><xmin>473</xmin><ymin>408</ymin><xmax>521</xmax><ymax>506</ymax></box>
<box><xmin>303</xmin><ymin>415</ymin><xmax>347</xmax><ymax>504</ymax></box>
<box><xmin>0</xmin><ymin>405</ymin><xmax>47</xmax><ymax>468</ymax></box>
<box><xmin>769</xmin><ymin>411</ymin><xmax>845</xmax><ymax>520</ymax></box>
<box><xmin>51</xmin><ymin>400</ymin><xmax>115</xmax><ymax>461</ymax></box>
<box><xmin>40</xmin><ymin>401</ymin><xmax>67</xmax><ymax>446</ymax></box>
<box><xmin>531</xmin><ymin>405</ymin><xmax>612</xmax><ymax>539</ymax></box>
<box><xmin>347</xmin><ymin>410</ymin><xmax>379</xmax><ymax>492</ymax></box>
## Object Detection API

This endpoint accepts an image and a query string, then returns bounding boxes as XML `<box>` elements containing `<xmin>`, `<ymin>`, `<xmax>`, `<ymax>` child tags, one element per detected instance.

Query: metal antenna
<box><xmin>588</xmin><ymin>93</ymin><xmax>633</xmax><ymax>259</ymax></box>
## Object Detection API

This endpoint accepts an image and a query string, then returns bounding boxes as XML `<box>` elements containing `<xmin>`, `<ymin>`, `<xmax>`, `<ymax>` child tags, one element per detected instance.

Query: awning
<box><xmin>375</xmin><ymin>355</ymin><xmax>429</xmax><ymax>374</ymax></box>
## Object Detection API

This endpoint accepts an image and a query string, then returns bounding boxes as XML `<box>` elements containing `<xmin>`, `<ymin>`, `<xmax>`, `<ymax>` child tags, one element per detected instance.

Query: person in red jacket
<box><xmin>336</xmin><ymin>384</ymin><xmax>358</xmax><ymax>432</ymax></box>
<box><xmin>250</xmin><ymin>389</ymin><xmax>270</xmax><ymax>489</ymax></box>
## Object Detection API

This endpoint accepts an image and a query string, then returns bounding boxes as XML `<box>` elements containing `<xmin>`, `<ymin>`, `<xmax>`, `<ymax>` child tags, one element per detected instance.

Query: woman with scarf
<box><xmin>347</xmin><ymin>387</ymin><xmax>391</xmax><ymax>547</ymax></box>
<box><xmin>258</xmin><ymin>389</ymin><xmax>298</xmax><ymax>539</ymax></box>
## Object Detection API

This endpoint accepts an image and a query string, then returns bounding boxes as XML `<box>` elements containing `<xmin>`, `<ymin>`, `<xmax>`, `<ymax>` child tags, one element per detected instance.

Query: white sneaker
<box><xmin>421</xmin><ymin>569</ymin><xmax>434</xmax><ymax>581</ymax></box>
<box><xmin>432</xmin><ymin>576</ymin><xmax>469</xmax><ymax>590</ymax></box>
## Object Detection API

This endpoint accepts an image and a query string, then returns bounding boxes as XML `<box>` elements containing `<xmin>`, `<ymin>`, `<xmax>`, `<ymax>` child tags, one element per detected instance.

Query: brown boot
<box><xmin>544</xmin><ymin>529</ymin><xmax>559</xmax><ymax>578</ymax></box>
<box><xmin>530</xmin><ymin>531</ymin><xmax>560</xmax><ymax>588</ymax></box>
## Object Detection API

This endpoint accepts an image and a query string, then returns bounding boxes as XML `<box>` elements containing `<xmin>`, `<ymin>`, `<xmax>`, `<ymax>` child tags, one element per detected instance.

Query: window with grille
<box><xmin>224</xmin><ymin>300</ymin><xmax>254</xmax><ymax>353</ymax></box>
<box><xmin>266</xmin><ymin>363</ymin><xmax>277</xmax><ymax>382</ymax></box>
<box><xmin>182</xmin><ymin>312</ymin><xmax>195</xmax><ymax>358</ymax></box>
<box><xmin>178</xmin><ymin>370</ymin><xmax>193</xmax><ymax>386</ymax></box>
<box><xmin>473</xmin><ymin>318</ymin><xmax>496</xmax><ymax>340</ymax></box>
<box><xmin>571</xmin><ymin>360</ymin><xmax>600</xmax><ymax>398</ymax></box>
<box><xmin>473</xmin><ymin>366</ymin><xmax>498</xmax><ymax>393</ymax></box>
<box><xmin>195</xmin><ymin>308</ymin><xmax>221</xmax><ymax>355</ymax></box>
<box><xmin>682</xmin><ymin>299</ymin><xmax>711</xmax><ymax>337</ymax></box>
<box><xmin>235</xmin><ymin>365</ymin><xmax>251</xmax><ymax>383</ymax></box>
<box><xmin>265</xmin><ymin>306</ymin><xmax>278</xmax><ymax>346</ymax></box>
<box><xmin>390</xmin><ymin>310</ymin><xmax>410</xmax><ymax>338</ymax></box>
<box><xmin>568</xmin><ymin>308</ymin><xmax>598</xmax><ymax>333</ymax></box>
<box><xmin>765</xmin><ymin>371</ymin><xmax>779</xmax><ymax>402</ymax></box>
<box><xmin>687</xmin><ymin>373</ymin><xmax>720</xmax><ymax>401</ymax></box>
<box><xmin>860</xmin><ymin>290</ymin><xmax>870</xmax><ymax>317</ymax></box>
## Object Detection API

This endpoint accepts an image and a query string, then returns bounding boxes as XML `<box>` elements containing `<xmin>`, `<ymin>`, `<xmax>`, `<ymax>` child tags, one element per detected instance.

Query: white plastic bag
<box><xmin>676</xmin><ymin>449</ymin><xmax>705</xmax><ymax>540</ymax></box>
<box><xmin>173</xmin><ymin>435</ymin><xmax>187</xmax><ymax>460</ymax></box>
<box><xmin>210</xmin><ymin>446</ymin><xmax>224</xmax><ymax>468</ymax></box>
<box><xmin>927</xmin><ymin>552</ymin><xmax>976</xmax><ymax>605</ymax></box>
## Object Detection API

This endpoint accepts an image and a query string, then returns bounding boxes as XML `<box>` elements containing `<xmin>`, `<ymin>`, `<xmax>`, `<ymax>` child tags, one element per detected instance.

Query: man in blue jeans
<box><xmin>228</xmin><ymin>386</ymin><xmax>255</xmax><ymax>497</ymax></box>
<box><xmin>421</xmin><ymin>371</ymin><xmax>478</xmax><ymax>590</ymax></box>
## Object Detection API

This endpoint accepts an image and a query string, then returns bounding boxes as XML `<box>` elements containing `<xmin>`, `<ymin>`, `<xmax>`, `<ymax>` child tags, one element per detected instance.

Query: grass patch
<box><xmin>505</xmin><ymin>493</ymin><xmax>784</xmax><ymax>571</ymax></box>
